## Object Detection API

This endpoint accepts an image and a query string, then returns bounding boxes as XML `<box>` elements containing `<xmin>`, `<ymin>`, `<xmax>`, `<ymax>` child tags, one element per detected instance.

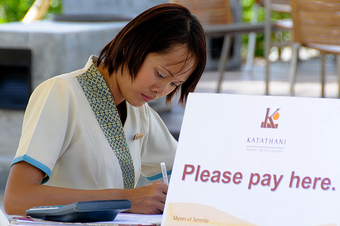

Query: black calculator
<box><xmin>25</xmin><ymin>199</ymin><xmax>131</xmax><ymax>222</ymax></box>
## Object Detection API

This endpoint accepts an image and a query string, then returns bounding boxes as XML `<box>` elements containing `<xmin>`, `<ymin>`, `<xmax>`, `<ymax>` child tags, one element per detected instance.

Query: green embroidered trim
<box><xmin>76</xmin><ymin>64</ymin><xmax>135</xmax><ymax>189</ymax></box>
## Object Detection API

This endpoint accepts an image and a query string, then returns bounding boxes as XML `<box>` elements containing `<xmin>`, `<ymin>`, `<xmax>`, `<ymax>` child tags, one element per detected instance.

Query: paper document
<box><xmin>101</xmin><ymin>213</ymin><xmax>162</xmax><ymax>224</ymax></box>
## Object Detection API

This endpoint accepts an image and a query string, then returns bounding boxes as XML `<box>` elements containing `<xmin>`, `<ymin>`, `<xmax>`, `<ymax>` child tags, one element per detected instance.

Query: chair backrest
<box><xmin>169</xmin><ymin>0</ymin><xmax>233</xmax><ymax>25</ymax></box>
<box><xmin>291</xmin><ymin>0</ymin><xmax>340</xmax><ymax>45</ymax></box>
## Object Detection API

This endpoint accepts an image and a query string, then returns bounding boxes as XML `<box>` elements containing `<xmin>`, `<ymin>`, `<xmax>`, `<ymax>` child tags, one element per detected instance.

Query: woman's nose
<box><xmin>152</xmin><ymin>83</ymin><xmax>168</xmax><ymax>96</ymax></box>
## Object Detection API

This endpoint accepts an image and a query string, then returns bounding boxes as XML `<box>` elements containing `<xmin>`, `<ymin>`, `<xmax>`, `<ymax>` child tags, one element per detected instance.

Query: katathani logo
<box><xmin>261</xmin><ymin>108</ymin><xmax>280</xmax><ymax>129</ymax></box>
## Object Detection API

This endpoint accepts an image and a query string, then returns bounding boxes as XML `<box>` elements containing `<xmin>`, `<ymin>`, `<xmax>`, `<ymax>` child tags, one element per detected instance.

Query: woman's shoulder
<box><xmin>33</xmin><ymin>74</ymin><xmax>75</xmax><ymax>96</ymax></box>
<box><xmin>35</xmin><ymin>55</ymin><xmax>96</xmax><ymax>91</ymax></box>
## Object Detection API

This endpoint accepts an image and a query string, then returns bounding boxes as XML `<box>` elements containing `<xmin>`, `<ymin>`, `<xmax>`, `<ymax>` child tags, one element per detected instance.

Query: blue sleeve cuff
<box><xmin>11</xmin><ymin>154</ymin><xmax>51</xmax><ymax>184</ymax></box>
<box><xmin>145</xmin><ymin>169</ymin><xmax>172</xmax><ymax>181</ymax></box>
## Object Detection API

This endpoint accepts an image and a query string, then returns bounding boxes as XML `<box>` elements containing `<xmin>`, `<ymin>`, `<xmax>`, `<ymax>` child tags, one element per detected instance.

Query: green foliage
<box><xmin>0</xmin><ymin>0</ymin><xmax>62</xmax><ymax>23</ymax></box>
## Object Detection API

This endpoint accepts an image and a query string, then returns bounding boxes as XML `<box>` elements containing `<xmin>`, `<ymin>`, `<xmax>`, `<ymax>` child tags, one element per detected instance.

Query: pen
<box><xmin>160</xmin><ymin>162</ymin><xmax>169</xmax><ymax>186</ymax></box>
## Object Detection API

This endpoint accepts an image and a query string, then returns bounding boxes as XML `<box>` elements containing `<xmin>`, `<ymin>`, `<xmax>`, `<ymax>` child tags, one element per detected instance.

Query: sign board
<box><xmin>163</xmin><ymin>93</ymin><xmax>340</xmax><ymax>226</ymax></box>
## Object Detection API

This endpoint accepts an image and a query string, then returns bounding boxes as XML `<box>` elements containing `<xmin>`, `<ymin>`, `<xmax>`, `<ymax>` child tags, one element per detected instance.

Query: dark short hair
<box><xmin>97</xmin><ymin>3</ymin><xmax>206</xmax><ymax>105</ymax></box>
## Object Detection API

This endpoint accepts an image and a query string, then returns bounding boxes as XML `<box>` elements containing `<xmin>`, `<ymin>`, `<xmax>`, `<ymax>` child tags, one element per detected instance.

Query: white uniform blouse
<box><xmin>12</xmin><ymin>56</ymin><xmax>177</xmax><ymax>190</ymax></box>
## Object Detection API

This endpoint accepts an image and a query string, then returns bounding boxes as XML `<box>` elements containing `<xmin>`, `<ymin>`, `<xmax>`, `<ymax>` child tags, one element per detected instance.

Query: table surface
<box><xmin>10</xmin><ymin>213</ymin><xmax>162</xmax><ymax>225</ymax></box>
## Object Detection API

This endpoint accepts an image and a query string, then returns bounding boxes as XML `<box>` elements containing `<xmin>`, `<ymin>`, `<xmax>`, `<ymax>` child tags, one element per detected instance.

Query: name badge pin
<box><xmin>133</xmin><ymin>133</ymin><xmax>144</xmax><ymax>140</ymax></box>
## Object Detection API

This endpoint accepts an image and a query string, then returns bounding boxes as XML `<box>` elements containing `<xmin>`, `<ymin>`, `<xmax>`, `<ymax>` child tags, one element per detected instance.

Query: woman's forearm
<box><xmin>4</xmin><ymin>162</ymin><xmax>167</xmax><ymax>216</ymax></box>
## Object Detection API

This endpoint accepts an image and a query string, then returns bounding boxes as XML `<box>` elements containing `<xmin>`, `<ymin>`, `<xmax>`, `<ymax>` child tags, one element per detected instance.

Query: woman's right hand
<box><xmin>125</xmin><ymin>180</ymin><xmax>168</xmax><ymax>214</ymax></box>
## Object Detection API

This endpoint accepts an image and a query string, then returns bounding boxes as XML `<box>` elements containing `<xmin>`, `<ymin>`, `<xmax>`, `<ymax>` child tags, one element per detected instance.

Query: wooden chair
<box><xmin>170</xmin><ymin>0</ymin><xmax>276</xmax><ymax>93</ymax></box>
<box><xmin>289</xmin><ymin>0</ymin><xmax>340</xmax><ymax>97</ymax></box>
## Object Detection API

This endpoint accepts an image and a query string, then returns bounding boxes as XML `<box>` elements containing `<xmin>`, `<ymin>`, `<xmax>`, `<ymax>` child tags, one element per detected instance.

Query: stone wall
<box><xmin>62</xmin><ymin>0</ymin><xmax>167</xmax><ymax>16</ymax></box>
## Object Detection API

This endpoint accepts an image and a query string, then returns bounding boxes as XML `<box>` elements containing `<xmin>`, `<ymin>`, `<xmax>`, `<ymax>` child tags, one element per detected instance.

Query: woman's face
<box><xmin>118</xmin><ymin>45</ymin><xmax>196</xmax><ymax>107</ymax></box>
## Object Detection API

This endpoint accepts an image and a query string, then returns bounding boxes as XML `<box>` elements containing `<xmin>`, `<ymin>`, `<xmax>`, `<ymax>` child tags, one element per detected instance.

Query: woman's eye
<box><xmin>157</xmin><ymin>71</ymin><xmax>164</xmax><ymax>78</ymax></box>
<box><xmin>171</xmin><ymin>82</ymin><xmax>181</xmax><ymax>87</ymax></box>
<box><xmin>157</xmin><ymin>71</ymin><xmax>181</xmax><ymax>87</ymax></box>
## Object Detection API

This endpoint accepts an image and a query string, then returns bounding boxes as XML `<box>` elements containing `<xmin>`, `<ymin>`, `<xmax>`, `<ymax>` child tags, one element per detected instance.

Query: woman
<box><xmin>4</xmin><ymin>3</ymin><xmax>206</xmax><ymax>216</ymax></box>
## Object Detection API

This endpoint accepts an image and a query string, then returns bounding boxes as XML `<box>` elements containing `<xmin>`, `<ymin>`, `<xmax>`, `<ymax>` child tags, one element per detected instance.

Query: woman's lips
<box><xmin>142</xmin><ymin>94</ymin><xmax>154</xmax><ymax>102</ymax></box>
